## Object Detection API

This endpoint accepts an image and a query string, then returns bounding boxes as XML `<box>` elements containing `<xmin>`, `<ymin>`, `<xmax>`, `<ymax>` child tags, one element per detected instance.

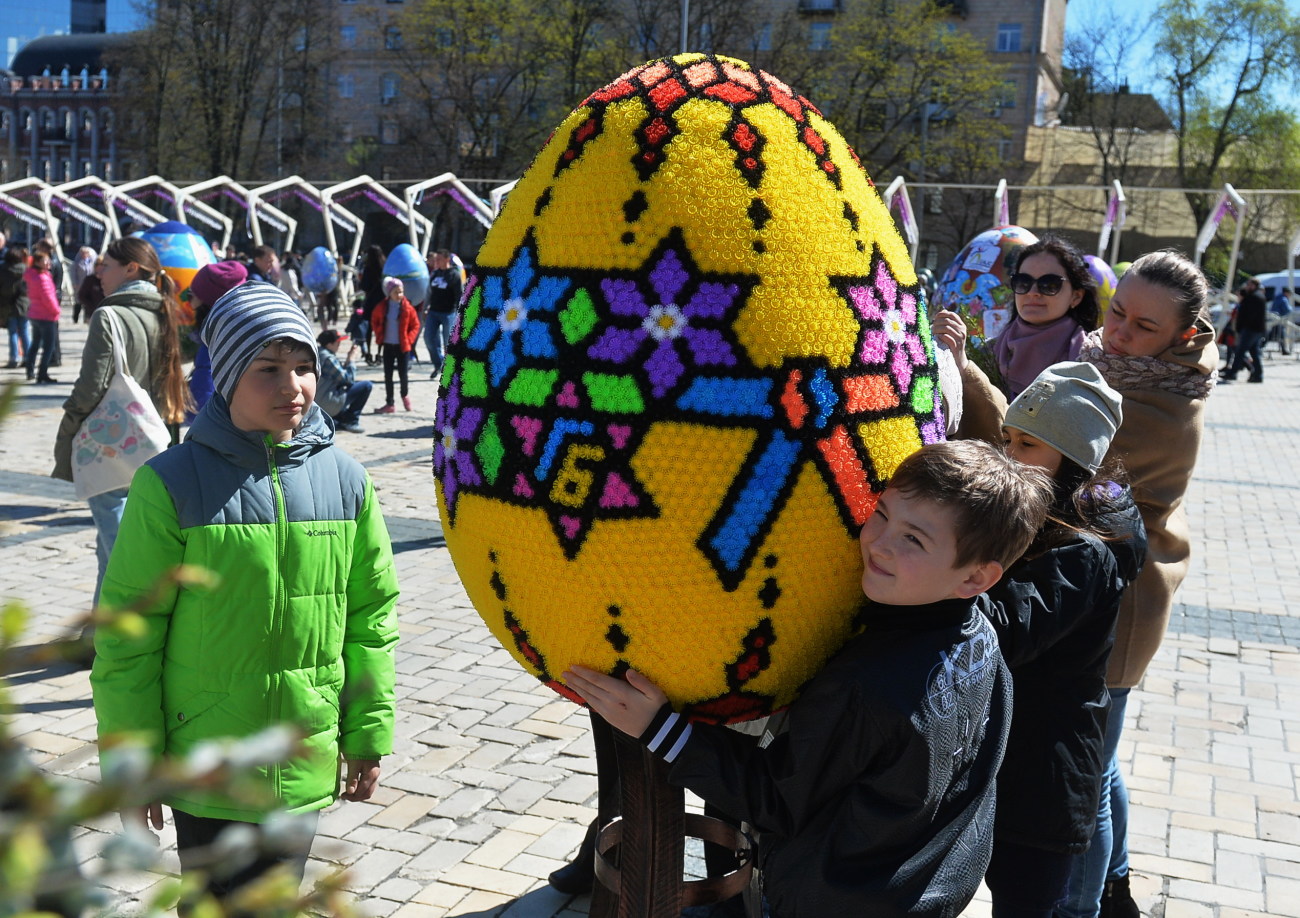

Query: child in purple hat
<box><xmin>186</xmin><ymin>260</ymin><xmax>248</xmax><ymax>415</ymax></box>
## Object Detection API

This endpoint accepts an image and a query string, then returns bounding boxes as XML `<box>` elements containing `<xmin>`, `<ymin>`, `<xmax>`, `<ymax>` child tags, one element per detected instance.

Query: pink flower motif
<box><xmin>846</xmin><ymin>260</ymin><xmax>926</xmax><ymax>394</ymax></box>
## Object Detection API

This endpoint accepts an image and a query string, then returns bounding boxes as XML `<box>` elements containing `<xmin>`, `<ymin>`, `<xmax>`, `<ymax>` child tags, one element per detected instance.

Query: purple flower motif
<box><xmin>588</xmin><ymin>245</ymin><xmax>741</xmax><ymax>399</ymax></box>
<box><xmin>846</xmin><ymin>260</ymin><xmax>927</xmax><ymax>394</ymax></box>
<box><xmin>433</xmin><ymin>375</ymin><xmax>484</xmax><ymax>518</ymax></box>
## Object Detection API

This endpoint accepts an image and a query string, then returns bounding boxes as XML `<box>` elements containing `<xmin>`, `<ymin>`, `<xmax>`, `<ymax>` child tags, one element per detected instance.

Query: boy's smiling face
<box><xmin>859</xmin><ymin>488</ymin><xmax>1001</xmax><ymax>606</ymax></box>
<box><xmin>229</xmin><ymin>341</ymin><xmax>318</xmax><ymax>442</ymax></box>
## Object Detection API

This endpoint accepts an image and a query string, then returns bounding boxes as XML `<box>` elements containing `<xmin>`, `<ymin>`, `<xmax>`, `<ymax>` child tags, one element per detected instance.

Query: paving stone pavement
<box><xmin>1</xmin><ymin>320</ymin><xmax>1296</xmax><ymax>917</ymax></box>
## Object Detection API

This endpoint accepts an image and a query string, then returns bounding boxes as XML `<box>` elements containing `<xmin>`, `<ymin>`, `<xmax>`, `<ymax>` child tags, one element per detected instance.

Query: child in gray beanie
<box><xmin>91</xmin><ymin>281</ymin><xmax>399</xmax><ymax>907</ymax></box>
<box><xmin>980</xmin><ymin>360</ymin><xmax>1148</xmax><ymax>918</ymax></box>
<box><xmin>203</xmin><ymin>281</ymin><xmax>319</xmax><ymax>405</ymax></box>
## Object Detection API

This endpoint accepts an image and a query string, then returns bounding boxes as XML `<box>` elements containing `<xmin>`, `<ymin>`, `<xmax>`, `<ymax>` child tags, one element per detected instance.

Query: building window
<box><xmin>340</xmin><ymin>25</ymin><xmax>356</xmax><ymax>46</ymax></box>
<box><xmin>385</xmin><ymin>27</ymin><xmax>402</xmax><ymax>50</ymax></box>
<box><xmin>997</xmin><ymin>80</ymin><xmax>1016</xmax><ymax>110</ymax></box>
<box><xmin>996</xmin><ymin>23</ymin><xmax>1021</xmax><ymax>52</ymax></box>
<box><xmin>997</xmin><ymin>138</ymin><xmax>1014</xmax><ymax>159</ymax></box>
<box><xmin>338</xmin><ymin>74</ymin><xmax>355</xmax><ymax>98</ymax></box>
<box><xmin>752</xmin><ymin>23</ymin><xmax>772</xmax><ymax>51</ymax></box>
<box><xmin>809</xmin><ymin>22</ymin><xmax>832</xmax><ymax>50</ymax></box>
<box><xmin>381</xmin><ymin>120</ymin><xmax>399</xmax><ymax>144</ymax></box>
<box><xmin>381</xmin><ymin>75</ymin><xmax>400</xmax><ymax>102</ymax></box>
<box><xmin>436</xmin><ymin>28</ymin><xmax>454</xmax><ymax>47</ymax></box>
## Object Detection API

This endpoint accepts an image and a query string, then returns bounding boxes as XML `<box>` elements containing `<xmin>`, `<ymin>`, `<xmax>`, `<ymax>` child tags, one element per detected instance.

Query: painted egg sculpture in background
<box><xmin>934</xmin><ymin>225</ymin><xmax>1039</xmax><ymax>348</ymax></box>
<box><xmin>383</xmin><ymin>242</ymin><xmax>430</xmax><ymax>307</ymax></box>
<box><xmin>434</xmin><ymin>54</ymin><xmax>945</xmax><ymax>724</ymax></box>
<box><xmin>301</xmin><ymin>246</ymin><xmax>339</xmax><ymax>295</ymax></box>
<box><xmin>141</xmin><ymin>221</ymin><xmax>215</xmax><ymax>323</ymax></box>
<box><xmin>1085</xmin><ymin>255</ymin><xmax>1119</xmax><ymax>317</ymax></box>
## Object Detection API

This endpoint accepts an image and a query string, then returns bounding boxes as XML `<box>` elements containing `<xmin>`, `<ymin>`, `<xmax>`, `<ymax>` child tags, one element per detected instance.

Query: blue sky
<box><xmin>1065</xmin><ymin>0</ymin><xmax>1300</xmax><ymax>101</ymax></box>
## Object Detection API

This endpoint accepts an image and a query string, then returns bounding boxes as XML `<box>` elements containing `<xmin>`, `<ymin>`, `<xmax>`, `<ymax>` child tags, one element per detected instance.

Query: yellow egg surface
<box><xmin>434</xmin><ymin>54</ymin><xmax>946</xmax><ymax>723</ymax></box>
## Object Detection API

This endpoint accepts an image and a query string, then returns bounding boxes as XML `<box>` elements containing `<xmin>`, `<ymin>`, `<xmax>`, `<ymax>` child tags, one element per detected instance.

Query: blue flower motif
<box><xmin>464</xmin><ymin>239</ymin><xmax>571</xmax><ymax>387</ymax></box>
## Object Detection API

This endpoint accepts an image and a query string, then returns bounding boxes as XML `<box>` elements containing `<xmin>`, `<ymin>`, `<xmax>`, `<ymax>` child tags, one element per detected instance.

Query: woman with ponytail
<box><xmin>54</xmin><ymin>237</ymin><xmax>191</xmax><ymax>607</ymax></box>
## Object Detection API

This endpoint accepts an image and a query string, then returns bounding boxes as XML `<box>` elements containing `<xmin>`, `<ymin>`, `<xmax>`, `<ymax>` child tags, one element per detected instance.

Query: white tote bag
<box><xmin>71</xmin><ymin>308</ymin><xmax>171</xmax><ymax>499</ymax></box>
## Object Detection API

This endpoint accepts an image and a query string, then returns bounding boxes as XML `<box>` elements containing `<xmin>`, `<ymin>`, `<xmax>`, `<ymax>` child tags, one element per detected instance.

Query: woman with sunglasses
<box><xmin>993</xmin><ymin>235</ymin><xmax>1101</xmax><ymax>398</ymax></box>
<box><xmin>938</xmin><ymin>235</ymin><xmax>1100</xmax><ymax>439</ymax></box>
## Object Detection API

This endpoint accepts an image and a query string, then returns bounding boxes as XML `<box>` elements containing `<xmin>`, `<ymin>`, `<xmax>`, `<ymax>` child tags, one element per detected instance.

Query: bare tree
<box><xmin>1062</xmin><ymin>5</ymin><xmax>1159</xmax><ymax>189</ymax></box>
<box><xmin>111</xmin><ymin>0</ymin><xmax>338</xmax><ymax>180</ymax></box>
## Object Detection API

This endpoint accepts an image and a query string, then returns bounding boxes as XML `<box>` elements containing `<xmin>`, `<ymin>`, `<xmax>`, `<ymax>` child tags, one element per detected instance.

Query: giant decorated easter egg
<box><xmin>383</xmin><ymin>243</ymin><xmax>430</xmax><ymax>307</ymax></box>
<box><xmin>301</xmin><ymin>246</ymin><xmax>339</xmax><ymax>294</ymax></box>
<box><xmin>934</xmin><ymin>225</ymin><xmax>1038</xmax><ymax>348</ymax></box>
<box><xmin>1085</xmin><ymin>255</ymin><xmax>1118</xmax><ymax>317</ymax></box>
<box><xmin>433</xmin><ymin>54</ymin><xmax>946</xmax><ymax>723</ymax></box>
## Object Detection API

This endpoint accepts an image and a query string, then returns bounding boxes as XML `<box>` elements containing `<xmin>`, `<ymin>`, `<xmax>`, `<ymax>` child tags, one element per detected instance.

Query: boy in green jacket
<box><xmin>91</xmin><ymin>282</ymin><xmax>400</xmax><ymax>904</ymax></box>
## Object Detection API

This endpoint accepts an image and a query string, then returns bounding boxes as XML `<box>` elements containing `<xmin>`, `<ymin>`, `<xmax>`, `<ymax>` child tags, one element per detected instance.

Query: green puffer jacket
<box><xmin>90</xmin><ymin>395</ymin><xmax>400</xmax><ymax>822</ymax></box>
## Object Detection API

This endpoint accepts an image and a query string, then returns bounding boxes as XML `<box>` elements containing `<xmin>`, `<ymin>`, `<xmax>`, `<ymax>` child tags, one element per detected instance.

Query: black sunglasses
<box><xmin>1009</xmin><ymin>272</ymin><xmax>1067</xmax><ymax>296</ymax></box>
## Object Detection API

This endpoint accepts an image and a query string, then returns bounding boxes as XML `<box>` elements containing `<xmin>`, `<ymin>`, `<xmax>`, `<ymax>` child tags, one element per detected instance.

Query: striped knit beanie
<box><xmin>203</xmin><ymin>281</ymin><xmax>318</xmax><ymax>403</ymax></box>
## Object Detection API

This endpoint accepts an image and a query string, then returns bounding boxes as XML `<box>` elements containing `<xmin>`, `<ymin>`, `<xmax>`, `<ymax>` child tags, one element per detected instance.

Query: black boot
<box><xmin>1099</xmin><ymin>874</ymin><xmax>1142</xmax><ymax>918</ymax></box>
<box><xmin>548</xmin><ymin>819</ymin><xmax>597</xmax><ymax>895</ymax></box>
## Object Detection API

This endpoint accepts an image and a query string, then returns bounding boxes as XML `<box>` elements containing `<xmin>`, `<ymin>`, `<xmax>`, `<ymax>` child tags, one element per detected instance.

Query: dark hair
<box><xmin>317</xmin><ymin>328</ymin><xmax>341</xmax><ymax>346</ymax></box>
<box><xmin>888</xmin><ymin>440</ymin><xmax>1054</xmax><ymax>570</ymax></box>
<box><xmin>1024</xmin><ymin>455</ymin><xmax>1130</xmax><ymax>557</ymax></box>
<box><xmin>1014</xmin><ymin>235</ymin><xmax>1100</xmax><ymax>331</ymax></box>
<box><xmin>251</xmin><ymin>244</ymin><xmax>278</xmax><ymax>261</ymax></box>
<box><xmin>3</xmin><ymin>246</ymin><xmax>27</xmax><ymax>266</ymax></box>
<box><xmin>103</xmin><ymin>237</ymin><xmax>190</xmax><ymax>424</ymax></box>
<box><xmin>264</xmin><ymin>336</ymin><xmax>317</xmax><ymax>362</ymax></box>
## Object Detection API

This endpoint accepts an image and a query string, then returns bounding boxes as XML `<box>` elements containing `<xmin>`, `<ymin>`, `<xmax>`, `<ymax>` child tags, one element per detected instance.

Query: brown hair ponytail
<box><xmin>103</xmin><ymin>237</ymin><xmax>192</xmax><ymax>424</ymax></box>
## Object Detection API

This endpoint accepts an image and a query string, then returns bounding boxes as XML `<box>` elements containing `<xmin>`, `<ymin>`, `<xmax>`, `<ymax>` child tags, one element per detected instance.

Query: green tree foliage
<box><xmin>1155</xmin><ymin>0</ymin><xmax>1300</xmax><ymax>226</ymax></box>
<box><xmin>800</xmin><ymin>0</ymin><xmax>1010</xmax><ymax>182</ymax></box>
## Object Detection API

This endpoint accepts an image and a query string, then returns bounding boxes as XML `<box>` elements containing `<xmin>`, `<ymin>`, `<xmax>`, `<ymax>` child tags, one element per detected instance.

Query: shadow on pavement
<box><xmin>365</xmin><ymin>427</ymin><xmax>433</xmax><ymax>440</ymax></box>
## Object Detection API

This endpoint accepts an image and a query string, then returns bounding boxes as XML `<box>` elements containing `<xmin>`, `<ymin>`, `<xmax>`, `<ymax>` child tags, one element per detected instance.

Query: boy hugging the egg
<box><xmin>565</xmin><ymin>439</ymin><xmax>1052</xmax><ymax>918</ymax></box>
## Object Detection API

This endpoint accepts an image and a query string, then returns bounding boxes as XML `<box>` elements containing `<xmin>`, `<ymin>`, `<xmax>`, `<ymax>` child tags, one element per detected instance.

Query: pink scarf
<box><xmin>991</xmin><ymin>314</ymin><xmax>1085</xmax><ymax>397</ymax></box>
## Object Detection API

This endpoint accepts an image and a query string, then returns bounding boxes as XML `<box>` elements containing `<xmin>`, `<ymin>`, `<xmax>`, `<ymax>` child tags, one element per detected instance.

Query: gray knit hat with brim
<box><xmin>1003</xmin><ymin>361</ymin><xmax>1123</xmax><ymax>473</ymax></box>
<box><xmin>203</xmin><ymin>281</ymin><xmax>318</xmax><ymax>403</ymax></box>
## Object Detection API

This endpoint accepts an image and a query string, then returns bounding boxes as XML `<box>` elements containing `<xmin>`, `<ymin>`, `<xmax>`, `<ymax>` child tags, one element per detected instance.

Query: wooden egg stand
<box><xmin>586</xmin><ymin>713</ymin><xmax>757</xmax><ymax>917</ymax></box>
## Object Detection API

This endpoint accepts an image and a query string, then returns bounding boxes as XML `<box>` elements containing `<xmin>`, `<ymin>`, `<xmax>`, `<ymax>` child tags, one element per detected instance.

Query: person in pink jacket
<box><xmin>24</xmin><ymin>251</ymin><xmax>61</xmax><ymax>383</ymax></box>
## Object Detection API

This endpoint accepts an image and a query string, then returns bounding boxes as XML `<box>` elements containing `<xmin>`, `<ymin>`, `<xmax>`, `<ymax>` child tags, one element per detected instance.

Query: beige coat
<box><xmin>53</xmin><ymin>287</ymin><xmax>167</xmax><ymax>482</ymax></box>
<box><xmin>956</xmin><ymin>315</ymin><xmax>1217</xmax><ymax>688</ymax></box>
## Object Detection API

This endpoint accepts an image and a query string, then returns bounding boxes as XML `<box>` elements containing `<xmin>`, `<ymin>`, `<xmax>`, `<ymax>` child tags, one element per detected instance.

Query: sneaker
<box><xmin>375</xmin><ymin>403</ymin><xmax>396</xmax><ymax>414</ymax></box>
<box><xmin>339</xmin><ymin>420</ymin><xmax>365</xmax><ymax>433</ymax></box>
<box><xmin>403</xmin><ymin>395</ymin><xmax>413</xmax><ymax>411</ymax></box>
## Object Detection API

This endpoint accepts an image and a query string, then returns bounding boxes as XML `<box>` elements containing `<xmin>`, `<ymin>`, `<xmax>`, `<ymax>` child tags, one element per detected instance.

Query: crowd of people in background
<box><xmin>0</xmin><ymin>229</ymin><xmax>465</xmax><ymax>434</ymax></box>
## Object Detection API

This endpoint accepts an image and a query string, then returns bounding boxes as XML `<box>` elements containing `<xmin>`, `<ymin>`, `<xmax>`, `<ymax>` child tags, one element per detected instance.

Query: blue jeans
<box><xmin>26</xmin><ymin>318</ymin><xmax>57</xmax><ymax>378</ymax></box>
<box><xmin>336</xmin><ymin>380</ymin><xmax>373</xmax><ymax>424</ymax></box>
<box><xmin>87</xmin><ymin>487</ymin><xmax>130</xmax><ymax>607</ymax></box>
<box><xmin>6</xmin><ymin>315</ymin><xmax>29</xmax><ymax>365</ymax></box>
<box><xmin>1058</xmin><ymin>687</ymin><xmax>1131</xmax><ymax>918</ymax></box>
<box><xmin>423</xmin><ymin>310</ymin><xmax>454</xmax><ymax>375</ymax></box>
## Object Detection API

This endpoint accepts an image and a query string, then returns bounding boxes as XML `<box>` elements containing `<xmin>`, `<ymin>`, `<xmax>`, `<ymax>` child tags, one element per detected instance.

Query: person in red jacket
<box><xmin>370</xmin><ymin>276</ymin><xmax>420</xmax><ymax>412</ymax></box>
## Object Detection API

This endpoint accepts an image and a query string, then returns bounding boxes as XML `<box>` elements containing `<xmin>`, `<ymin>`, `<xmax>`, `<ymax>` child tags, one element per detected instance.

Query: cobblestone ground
<box><xmin>1</xmin><ymin>320</ymin><xmax>1296</xmax><ymax>917</ymax></box>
